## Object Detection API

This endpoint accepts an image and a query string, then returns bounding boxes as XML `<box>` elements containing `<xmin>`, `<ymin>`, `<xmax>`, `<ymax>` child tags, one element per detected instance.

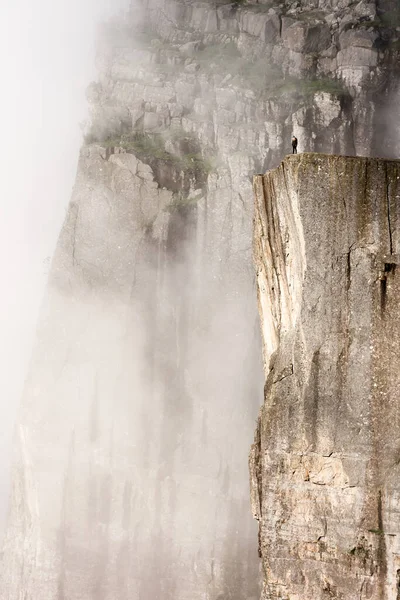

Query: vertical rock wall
<box><xmin>2</xmin><ymin>0</ymin><xmax>400</xmax><ymax>597</ymax></box>
<box><xmin>252</xmin><ymin>153</ymin><xmax>400</xmax><ymax>600</ymax></box>
<box><xmin>0</xmin><ymin>139</ymin><xmax>261</xmax><ymax>599</ymax></box>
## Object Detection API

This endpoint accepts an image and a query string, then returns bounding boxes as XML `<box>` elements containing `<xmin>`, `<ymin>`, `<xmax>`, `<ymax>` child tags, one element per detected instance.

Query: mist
<box><xmin>0</xmin><ymin>0</ymin><xmax>265</xmax><ymax>595</ymax></box>
<box><xmin>0</xmin><ymin>0</ymin><xmax>270</xmax><ymax>596</ymax></box>
<box><xmin>0</xmin><ymin>0</ymin><xmax>128</xmax><ymax>532</ymax></box>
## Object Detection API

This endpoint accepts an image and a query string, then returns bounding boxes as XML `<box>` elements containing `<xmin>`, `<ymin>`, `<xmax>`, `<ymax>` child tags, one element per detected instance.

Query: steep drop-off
<box><xmin>0</xmin><ymin>149</ymin><xmax>261</xmax><ymax>600</ymax></box>
<box><xmin>1</xmin><ymin>0</ymin><xmax>400</xmax><ymax>597</ymax></box>
<box><xmin>252</xmin><ymin>153</ymin><xmax>400</xmax><ymax>600</ymax></box>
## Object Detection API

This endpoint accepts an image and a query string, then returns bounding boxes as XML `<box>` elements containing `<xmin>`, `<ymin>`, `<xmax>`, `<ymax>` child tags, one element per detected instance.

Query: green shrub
<box><xmin>368</xmin><ymin>528</ymin><xmax>384</xmax><ymax>535</ymax></box>
<box><xmin>96</xmin><ymin>131</ymin><xmax>216</xmax><ymax>178</ymax></box>
<box><xmin>165</xmin><ymin>191</ymin><xmax>204</xmax><ymax>213</ymax></box>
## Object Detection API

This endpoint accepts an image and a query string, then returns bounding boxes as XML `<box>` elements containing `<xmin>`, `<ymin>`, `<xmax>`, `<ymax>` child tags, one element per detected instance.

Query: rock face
<box><xmin>87</xmin><ymin>0</ymin><xmax>400</xmax><ymax>164</ymax></box>
<box><xmin>252</xmin><ymin>153</ymin><xmax>400</xmax><ymax>600</ymax></box>
<box><xmin>1</xmin><ymin>0</ymin><xmax>400</xmax><ymax>596</ymax></box>
<box><xmin>0</xmin><ymin>145</ymin><xmax>261</xmax><ymax>600</ymax></box>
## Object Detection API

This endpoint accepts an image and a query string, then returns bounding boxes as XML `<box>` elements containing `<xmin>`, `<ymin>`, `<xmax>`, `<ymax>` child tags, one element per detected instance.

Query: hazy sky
<box><xmin>0</xmin><ymin>0</ymin><xmax>128</xmax><ymax>531</ymax></box>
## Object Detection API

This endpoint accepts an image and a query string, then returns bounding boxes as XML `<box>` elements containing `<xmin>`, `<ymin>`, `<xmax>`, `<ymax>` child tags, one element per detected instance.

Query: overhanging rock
<box><xmin>251</xmin><ymin>153</ymin><xmax>400</xmax><ymax>600</ymax></box>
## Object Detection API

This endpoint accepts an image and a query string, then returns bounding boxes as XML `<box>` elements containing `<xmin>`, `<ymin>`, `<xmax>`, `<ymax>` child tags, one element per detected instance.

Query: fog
<box><xmin>0</xmin><ymin>0</ymin><xmax>128</xmax><ymax>532</ymax></box>
<box><xmin>0</xmin><ymin>2</ymin><xmax>263</xmax><ymax>597</ymax></box>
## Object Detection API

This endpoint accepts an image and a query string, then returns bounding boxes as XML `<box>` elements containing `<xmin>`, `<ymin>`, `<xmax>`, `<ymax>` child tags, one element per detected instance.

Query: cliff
<box><xmin>88</xmin><ymin>0</ymin><xmax>400</xmax><ymax>165</ymax></box>
<box><xmin>0</xmin><ymin>148</ymin><xmax>261</xmax><ymax>600</ymax></box>
<box><xmin>252</xmin><ymin>152</ymin><xmax>400</xmax><ymax>600</ymax></box>
<box><xmin>1</xmin><ymin>0</ymin><xmax>400</xmax><ymax>597</ymax></box>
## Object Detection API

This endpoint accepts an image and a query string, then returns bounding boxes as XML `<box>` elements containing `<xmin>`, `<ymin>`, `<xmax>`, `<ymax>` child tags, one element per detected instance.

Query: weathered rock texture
<box><xmin>252</xmin><ymin>153</ymin><xmax>400</xmax><ymax>600</ymax></box>
<box><xmin>88</xmin><ymin>0</ymin><xmax>400</xmax><ymax>165</ymax></box>
<box><xmin>2</xmin><ymin>0</ymin><xmax>400</xmax><ymax>596</ymax></box>
<box><xmin>0</xmin><ymin>145</ymin><xmax>261</xmax><ymax>600</ymax></box>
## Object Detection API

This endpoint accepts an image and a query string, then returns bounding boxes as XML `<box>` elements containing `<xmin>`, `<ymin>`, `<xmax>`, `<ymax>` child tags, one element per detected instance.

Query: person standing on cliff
<box><xmin>292</xmin><ymin>135</ymin><xmax>298</xmax><ymax>154</ymax></box>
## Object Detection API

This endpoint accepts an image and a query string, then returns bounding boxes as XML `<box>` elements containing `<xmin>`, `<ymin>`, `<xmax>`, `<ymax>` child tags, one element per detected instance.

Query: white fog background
<box><xmin>0</xmin><ymin>0</ymin><xmax>128</xmax><ymax>533</ymax></box>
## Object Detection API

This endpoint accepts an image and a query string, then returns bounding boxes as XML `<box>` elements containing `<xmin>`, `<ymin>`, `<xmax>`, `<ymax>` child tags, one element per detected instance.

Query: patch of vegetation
<box><xmin>165</xmin><ymin>190</ymin><xmax>204</xmax><ymax>213</ymax></box>
<box><xmin>90</xmin><ymin>131</ymin><xmax>216</xmax><ymax>179</ymax></box>
<box><xmin>196</xmin><ymin>42</ymin><xmax>349</xmax><ymax>100</ymax></box>
<box><xmin>357</xmin><ymin>19</ymin><xmax>380</xmax><ymax>29</ymax></box>
<box><xmin>103</xmin><ymin>131</ymin><xmax>169</xmax><ymax>159</ymax></box>
<box><xmin>368</xmin><ymin>528</ymin><xmax>384</xmax><ymax>535</ymax></box>
<box><xmin>268</xmin><ymin>76</ymin><xmax>350</xmax><ymax>99</ymax></box>
<box><xmin>237</xmin><ymin>0</ymin><xmax>274</xmax><ymax>11</ymax></box>
<box><xmin>295</xmin><ymin>9</ymin><xmax>326</xmax><ymax>22</ymax></box>
<box><xmin>301</xmin><ymin>78</ymin><xmax>350</xmax><ymax>96</ymax></box>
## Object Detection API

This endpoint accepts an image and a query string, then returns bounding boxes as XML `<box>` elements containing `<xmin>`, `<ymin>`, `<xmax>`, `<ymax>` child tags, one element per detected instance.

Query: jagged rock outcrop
<box><xmin>88</xmin><ymin>0</ymin><xmax>400</xmax><ymax>165</ymax></box>
<box><xmin>252</xmin><ymin>153</ymin><xmax>400</xmax><ymax>600</ymax></box>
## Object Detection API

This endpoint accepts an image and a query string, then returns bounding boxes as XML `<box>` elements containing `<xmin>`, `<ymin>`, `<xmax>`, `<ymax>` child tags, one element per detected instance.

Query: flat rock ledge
<box><xmin>251</xmin><ymin>153</ymin><xmax>400</xmax><ymax>600</ymax></box>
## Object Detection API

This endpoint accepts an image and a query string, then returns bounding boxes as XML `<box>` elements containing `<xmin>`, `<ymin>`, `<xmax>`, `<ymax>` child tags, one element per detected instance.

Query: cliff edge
<box><xmin>252</xmin><ymin>153</ymin><xmax>400</xmax><ymax>599</ymax></box>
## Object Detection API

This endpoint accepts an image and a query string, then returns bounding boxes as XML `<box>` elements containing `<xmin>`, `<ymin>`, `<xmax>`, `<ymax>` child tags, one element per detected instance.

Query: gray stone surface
<box><xmin>1</xmin><ymin>0</ymin><xmax>400</xmax><ymax>597</ymax></box>
<box><xmin>0</xmin><ymin>142</ymin><xmax>262</xmax><ymax>600</ymax></box>
<box><xmin>252</xmin><ymin>153</ymin><xmax>400</xmax><ymax>600</ymax></box>
<box><xmin>115</xmin><ymin>0</ymin><xmax>400</xmax><ymax>158</ymax></box>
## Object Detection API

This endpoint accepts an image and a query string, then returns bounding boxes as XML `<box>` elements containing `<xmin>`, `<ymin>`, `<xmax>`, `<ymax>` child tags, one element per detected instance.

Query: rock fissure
<box><xmin>385</xmin><ymin>164</ymin><xmax>394</xmax><ymax>255</ymax></box>
<box><xmin>263</xmin><ymin>176</ymin><xmax>283</xmax><ymax>335</ymax></box>
<box><xmin>272</xmin><ymin>363</ymin><xmax>294</xmax><ymax>384</ymax></box>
